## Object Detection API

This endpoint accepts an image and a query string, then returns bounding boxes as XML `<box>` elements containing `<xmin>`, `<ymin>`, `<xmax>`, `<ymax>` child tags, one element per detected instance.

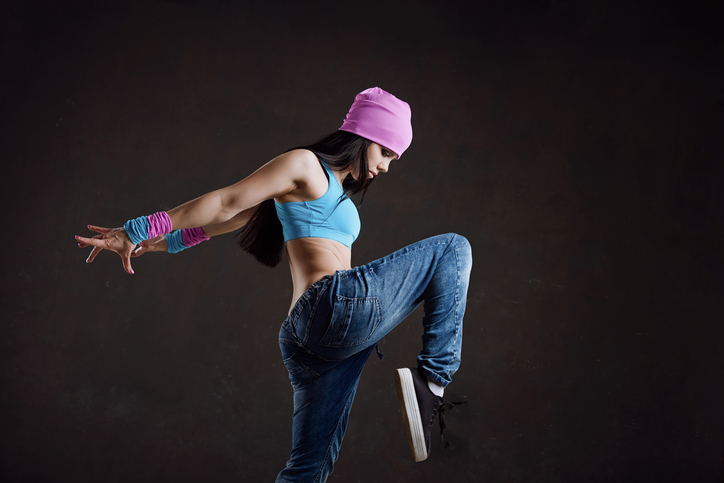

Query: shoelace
<box><xmin>434</xmin><ymin>400</ymin><xmax>468</xmax><ymax>440</ymax></box>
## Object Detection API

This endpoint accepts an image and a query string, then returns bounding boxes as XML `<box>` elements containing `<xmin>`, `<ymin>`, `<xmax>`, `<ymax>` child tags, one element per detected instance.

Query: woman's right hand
<box><xmin>131</xmin><ymin>235</ymin><xmax>168</xmax><ymax>257</ymax></box>
<box><xmin>76</xmin><ymin>225</ymin><xmax>138</xmax><ymax>274</ymax></box>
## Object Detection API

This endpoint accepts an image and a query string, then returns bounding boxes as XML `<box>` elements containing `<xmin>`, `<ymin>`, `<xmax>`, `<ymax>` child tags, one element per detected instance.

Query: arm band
<box><xmin>181</xmin><ymin>226</ymin><xmax>210</xmax><ymax>247</ymax></box>
<box><xmin>124</xmin><ymin>212</ymin><xmax>173</xmax><ymax>245</ymax></box>
<box><xmin>165</xmin><ymin>230</ymin><xmax>186</xmax><ymax>253</ymax></box>
<box><xmin>166</xmin><ymin>227</ymin><xmax>210</xmax><ymax>254</ymax></box>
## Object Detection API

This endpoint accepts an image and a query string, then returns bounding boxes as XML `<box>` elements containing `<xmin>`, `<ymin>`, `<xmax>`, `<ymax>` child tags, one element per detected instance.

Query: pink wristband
<box><xmin>147</xmin><ymin>212</ymin><xmax>173</xmax><ymax>238</ymax></box>
<box><xmin>181</xmin><ymin>227</ymin><xmax>210</xmax><ymax>247</ymax></box>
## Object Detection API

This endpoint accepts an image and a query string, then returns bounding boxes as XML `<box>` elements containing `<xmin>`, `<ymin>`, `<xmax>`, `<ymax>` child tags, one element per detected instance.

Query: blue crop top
<box><xmin>274</xmin><ymin>161</ymin><xmax>361</xmax><ymax>248</ymax></box>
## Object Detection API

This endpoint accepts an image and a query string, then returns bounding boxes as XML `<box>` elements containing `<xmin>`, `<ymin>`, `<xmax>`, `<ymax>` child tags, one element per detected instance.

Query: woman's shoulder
<box><xmin>271</xmin><ymin>149</ymin><xmax>328</xmax><ymax>202</ymax></box>
<box><xmin>255</xmin><ymin>148</ymin><xmax>317</xmax><ymax>178</ymax></box>
<box><xmin>267</xmin><ymin>149</ymin><xmax>323</xmax><ymax>180</ymax></box>
<box><xmin>278</xmin><ymin>148</ymin><xmax>319</xmax><ymax>167</ymax></box>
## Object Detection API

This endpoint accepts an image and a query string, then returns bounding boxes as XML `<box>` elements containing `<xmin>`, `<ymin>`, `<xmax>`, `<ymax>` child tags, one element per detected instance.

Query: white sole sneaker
<box><xmin>395</xmin><ymin>368</ymin><xmax>428</xmax><ymax>462</ymax></box>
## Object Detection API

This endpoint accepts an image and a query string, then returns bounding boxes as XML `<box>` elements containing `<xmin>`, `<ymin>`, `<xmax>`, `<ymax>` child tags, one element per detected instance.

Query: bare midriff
<box><xmin>285</xmin><ymin>237</ymin><xmax>352</xmax><ymax>314</ymax></box>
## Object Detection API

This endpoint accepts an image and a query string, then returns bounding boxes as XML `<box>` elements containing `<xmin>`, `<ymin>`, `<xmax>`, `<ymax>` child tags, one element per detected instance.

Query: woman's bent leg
<box><xmin>307</xmin><ymin>233</ymin><xmax>473</xmax><ymax>386</ymax></box>
<box><xmin>305</xmin><ymin>233</ymin><xmax>472</xmax><ymax>463</ymax></box>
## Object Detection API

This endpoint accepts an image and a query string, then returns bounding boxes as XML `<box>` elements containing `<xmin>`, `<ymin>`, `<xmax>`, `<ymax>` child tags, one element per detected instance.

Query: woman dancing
<box><xmin>76</xmin><ymin>87</ymin><xmax>472</xmax><ymax>482</ymax></box>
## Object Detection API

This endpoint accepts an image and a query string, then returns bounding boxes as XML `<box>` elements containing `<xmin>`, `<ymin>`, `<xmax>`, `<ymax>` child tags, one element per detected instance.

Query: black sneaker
<box><xmin>394</xmin><ymin>367</ymin><xmax>444</xmax><ymax>462</ymax></box>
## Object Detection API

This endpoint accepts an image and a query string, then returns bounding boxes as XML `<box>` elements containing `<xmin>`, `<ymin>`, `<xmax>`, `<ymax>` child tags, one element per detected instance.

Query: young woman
<box><xmin>76</xmin><ymin>87</ymin><xmax>472</xmax><ymax>482</ymax></box>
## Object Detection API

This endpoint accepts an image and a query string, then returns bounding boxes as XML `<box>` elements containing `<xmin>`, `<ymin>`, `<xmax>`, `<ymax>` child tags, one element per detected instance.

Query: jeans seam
<box><xmin>417</xmin><ymin>234</ymin><xmax>462</xmax><ymax>384</ymax></box>
<box><xmin>452</xmin><ymin>234</ymin><xmax>470</xmax><ymax>379</ymax></box>
<box><xmin>449</xmin><ymin>235</ymin><xmax>462</xmax><ymax>380</ymax></box>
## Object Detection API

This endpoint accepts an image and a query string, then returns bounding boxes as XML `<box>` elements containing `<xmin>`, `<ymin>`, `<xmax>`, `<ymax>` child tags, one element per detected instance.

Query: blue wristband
<box><xmin>124</xmin><ymin>216</ymin><xmax>151</xmax><ymax>245</ymax></box>
<box><xmin>166</xmin><ymin>230</ymin><xmax>187</xmax><ymax>254</ymax></box>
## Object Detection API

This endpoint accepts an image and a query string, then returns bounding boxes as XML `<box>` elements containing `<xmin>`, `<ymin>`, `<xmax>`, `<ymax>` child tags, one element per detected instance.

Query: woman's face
<box><xmin>352</xmin><ymin>142</ymin><xmax>398</xmax><ymax>181</ymax></box>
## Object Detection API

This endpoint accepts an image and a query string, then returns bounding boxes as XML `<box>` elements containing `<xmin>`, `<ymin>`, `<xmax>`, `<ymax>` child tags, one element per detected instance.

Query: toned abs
<box><xmin>285</xmin><ymin>237</ymin><xmax>352</xmax><ymax>313</ymax></box>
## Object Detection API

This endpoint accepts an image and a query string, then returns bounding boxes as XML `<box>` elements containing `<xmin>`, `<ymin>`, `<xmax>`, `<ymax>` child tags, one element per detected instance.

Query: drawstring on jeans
<box><xmin>374</xmin><ymin>343</ymin><xmax>384</xmax><ymax>360</ymax></box>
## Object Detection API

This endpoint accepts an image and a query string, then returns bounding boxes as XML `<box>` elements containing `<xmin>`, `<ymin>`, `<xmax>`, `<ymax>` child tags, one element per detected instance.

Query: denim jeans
<box><xmin>275</xmin><ymin>233</ymin><xmax>472</xmax><ymax>482</ymax></box>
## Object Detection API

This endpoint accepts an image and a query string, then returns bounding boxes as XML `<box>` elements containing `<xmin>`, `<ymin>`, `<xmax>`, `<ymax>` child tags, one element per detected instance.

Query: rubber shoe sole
<box><xmin>395</xmin><ymin>368</ymin><xmax>428</xmax><ymax>462</ymax></box>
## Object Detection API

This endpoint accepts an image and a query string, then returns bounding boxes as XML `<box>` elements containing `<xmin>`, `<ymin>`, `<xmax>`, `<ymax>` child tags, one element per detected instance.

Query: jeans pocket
<box><xmin>282</xmin><ymin>353</ymin><xmax>320</xmax><ymax>390</ymax></box>
<box><xmin>320</xmin><ymin>295</ymin><xmax>382</xmax><ymax>347</ymax></box>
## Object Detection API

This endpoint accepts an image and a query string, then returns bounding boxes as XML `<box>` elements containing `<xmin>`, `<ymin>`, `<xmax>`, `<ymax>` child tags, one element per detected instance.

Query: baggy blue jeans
<box><xmin>275</xmin><ymin>233</ymin><xmax>472</xmax><ymax>482</ymax></box>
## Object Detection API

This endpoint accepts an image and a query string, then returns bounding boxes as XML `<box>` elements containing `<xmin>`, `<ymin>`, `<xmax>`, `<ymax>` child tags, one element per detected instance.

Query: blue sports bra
<box><xmin>274</xmin><ymin>160</ymin><xmax>360</xmax><ymax>248</ymax></box>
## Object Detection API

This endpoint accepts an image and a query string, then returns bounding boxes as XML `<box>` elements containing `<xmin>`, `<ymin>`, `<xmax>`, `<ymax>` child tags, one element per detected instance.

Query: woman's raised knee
<box><xmin>449</xmin><ymin>233</ymin><xmax>472</xmax><ymax>272</ymax></box>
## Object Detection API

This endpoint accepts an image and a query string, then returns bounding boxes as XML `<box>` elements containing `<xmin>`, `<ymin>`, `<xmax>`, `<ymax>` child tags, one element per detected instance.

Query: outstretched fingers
<box><xmin>75</xmin><ymin>234</ymin><xmax>111</xmax><ymax>248</ymax></box>
<box><xmin>75</xmin><ymin>226</ymin><xmax>137</xmax><ymax>274</ymax></box>
<box><xmin>75</xmin><ymin>234</ymin><xmax>116</xmax><ymax>265</ymax></box>
<box><xmin>121</xmin><ymin>252</ymin><xmax>135</xmax><ymax>275</ymax></box>
<box><xmin>85</xmin><ymin>245</ymin><xmax>104</xmax><ymax>263</ymax></box>
<box><xmin>87</xmin><ymin>225</ymin><xmax>111</xmax><ymax>234</ymax></box>
<box><xmin>76</xmin><ymin>226</ymin><xmax>113</xmax><ymax>248</ymax></box>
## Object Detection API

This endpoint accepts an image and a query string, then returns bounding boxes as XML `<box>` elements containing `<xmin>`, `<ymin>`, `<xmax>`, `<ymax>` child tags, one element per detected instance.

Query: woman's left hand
<box><xmin>76</xmin><ymin>225</ymin><xmax>138</xmax><ymax>274</ymax></box>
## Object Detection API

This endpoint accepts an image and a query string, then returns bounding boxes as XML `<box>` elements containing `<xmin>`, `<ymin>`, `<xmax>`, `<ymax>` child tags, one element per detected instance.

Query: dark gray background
<box><xmin>2</xmin><ymin>0</ymin><xmax>723</xmax><ymax>481</ymax></box>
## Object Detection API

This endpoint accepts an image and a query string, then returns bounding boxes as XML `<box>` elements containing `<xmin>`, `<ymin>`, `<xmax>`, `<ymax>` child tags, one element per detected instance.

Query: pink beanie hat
<box><xmin>339</xmin><ymin>87</ymin><xmax>413</xmax><ymax>158</ymax></box>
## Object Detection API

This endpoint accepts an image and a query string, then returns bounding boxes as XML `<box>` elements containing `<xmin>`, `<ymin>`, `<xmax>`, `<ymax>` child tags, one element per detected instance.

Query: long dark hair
<box><xmin>237</xmin><ymin>131</ymin><xmax>373</xmax><ymax>267</ymax></box>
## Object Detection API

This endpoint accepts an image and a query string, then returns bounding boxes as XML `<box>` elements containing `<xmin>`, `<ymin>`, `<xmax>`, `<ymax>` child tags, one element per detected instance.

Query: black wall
<box><xmin>2</xmin><ymin>1</ymin><xmax>723</xmax><ymax>481</ymax></box>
